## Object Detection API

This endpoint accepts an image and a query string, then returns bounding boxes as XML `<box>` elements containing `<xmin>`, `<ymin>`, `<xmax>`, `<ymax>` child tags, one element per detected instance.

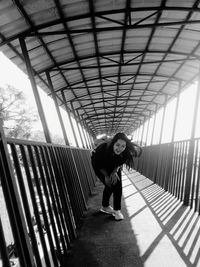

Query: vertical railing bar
<box><xmin>27</xmin><ymin>145</ymin><xmax>52</xmax><ymax>267</ymax></box>
<box><xmin>169</xmin><ymin>143</ymin><xmax>177</xmax><ymax>194</ymax></box>
<box><xmin>163</xmin><ymin>144</ymin><xmax>170</xmax><ymax>188</ymax></box>
<box><xmin>55</xmin><ymin>147</ymin><xmax>78</xmax><ymax>234</ymax></box>
<box><xmin>154</xmin><ymin>146</ymin><xmax>160</xmax><ymax>184</ymax></box>
<box><xmin>51</xmin><ymin>146</ymin><xmax>77</xmax><ymax>239</ymax></box>
<box><xmin>179</xmin><ymin>141</ymin><xmax>187</xmax><ymax>199</ymax></box>
<box><xmin>85</xmin><ymin>149</ymin><xmax>96</xmax><ymax>189</ymax></box>
<box><xmin>73</xmin><ymin>149</ymin><xmax>90</xmax><ymax>199</ymax></box>
<box><xmin>33</xmin><ymin>145</ymin><xmax>59</xmax><ymax>267</ymax></box>
<box><xmin>175</xmin><ymin>142</ymin><xmax>183</xmax><ymax>198</ymax></box>
<box><xmin>173</xmin><ymin>142</ymin><xmax>181</xmax><ymax>194</ymax></box>
<box><xmin>0</xmin><ymin>135</ymin><xmax>34</xmax><ymax>267</ymax></box>
<box><xmin>164</xmin><ymin>143</ymin><xmax>174</xmax><ymax>191</ymax></box>
<box><xmin>83</xmin><ymin>150</ymin><xmax>96</xmax><ymax>189</ymax></box>
<box><xmin>39</xmin><ymin>146</ymin><xmax>64</xmax><ymax>259</ymax></box>
<box><xmin>191</xmin><ymin>140</ymin><xmax>199</xmax><ymax>210</ymax></box>
<box><xmin>174</xmin><ymin>142</ymin><xmax>181</xmax><ymax>196</ymax></box>
<box><xmin>177</xmin><ymin>141</ymin><xmax>185</xmax><ymax>200</ymax></box>
<box><xmin>159</xmin><ymin>146</ymin><xmax>165</xmax><ymax>187</ymax></box>
<box><xmin>181</xmin><ymin>141</ymin><xmax>189</xmax><ymax>201</ymax></box>
<box><xmin>195</xmin><ymin>141</ymin><xmax>200</xmax><ymax>213</ymax></box>
<box><xmin>20</xmin><ymin>144</ymin><xmax>48</xmax><ymax>265</ymax></box>
<box><xmin>79</xmin><ymin>150</ymin><xmax>92</xmax><ymax>197</ymax></box>
<box><xmin>45</xmin><ymin>146</ymin><xmax>70</xmax><ymax>253</ymax></box>
<box><xmin>61</xmin><ymin>148</ymin><xmax>85</xmax><ymax>221</ymax></box>
<box><xmin>160</xmin><ymin>145</ymin><xmax>167</xmax><ymax>188</ymax></box>
<box><xmin>61</xmin><ymin>147</ymin><xmax>85</xmax><ymax>223</ymax></box>
<box><xmin>11</xmin><ymin>144</ymin><xmax>43</xmax><ymax>267</ymax></box>
<box><xmin>0</xmin><ymin>217</ymin><xmax>12</xmax><ymax>267</ymax></box>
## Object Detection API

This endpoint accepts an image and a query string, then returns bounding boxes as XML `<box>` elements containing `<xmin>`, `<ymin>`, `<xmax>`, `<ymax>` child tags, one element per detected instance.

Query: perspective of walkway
<box><xmin>65</xmin><ymin>170</ymin><xmax>200</xmax><ymax>267</ymax></box>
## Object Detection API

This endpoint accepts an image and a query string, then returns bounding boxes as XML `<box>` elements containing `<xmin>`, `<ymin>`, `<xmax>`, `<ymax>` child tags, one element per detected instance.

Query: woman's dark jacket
<box><xmin>91</xmin><ymin>142</ymin><xmax>130</xmax><ymax>177</ymax></box>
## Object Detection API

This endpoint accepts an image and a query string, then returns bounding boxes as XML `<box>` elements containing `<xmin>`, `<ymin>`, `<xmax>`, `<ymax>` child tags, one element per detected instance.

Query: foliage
<box><xmin>0</xmin><ymin>85</ymin><xmax>38</xmax><ymax>139</ymax></box>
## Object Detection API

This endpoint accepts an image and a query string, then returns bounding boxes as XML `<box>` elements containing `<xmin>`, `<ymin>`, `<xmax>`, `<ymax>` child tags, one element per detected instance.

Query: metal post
<box><xmin>19</xmin><ymin>37</ymin><xmax>51</xmax><ymax>143</ymax></box>
<box><xmin>46</xmin><ymin>71</ymin><xmax>69</xmax><ymax>146</ymax></box>
<box><xmin>85</xmin><ymin>130</ymin><xmax>92</xmax><ymax>149</ymax></box>
<box><xmin>140</xmin><ymin>117</ymin><xmax>146</xmax><ymax>146</ymax></box>
<box><xmin>159</xmin><ymin>97</ymin><xmax>167</xmax><ymax>144</ymax></box>
<box><xmin>78</xmin><ymin>123</ymin><xmax>86</xmax><ymax>148</ymax></box>
<box><xmin>82</xmin><ymin>122</ymin><xmax>90</xmax><ymax>149</ymax></box>
<box><xmin>61</xmin><ymin>92</ymin><xmax>79</xmax><ymax>147</ymax></box>
<box><xmin>80</xmin><ymin>125</ymin><xmax>88</xmax><ymax>149</ymax></box>
<box><xmin>74</xmin><ymin>112</ymin><xmax>85</xmax><ymax>148</ymax></box>
<box><xmin>73</xmin><ymin>110</ymin><xmax>84</xmax><ymax>148</ymax></box>
<box><xmin>145</xmin><ymin>115</ymin><xmax>151</xmax><ymax>146</ymax></box>
<box><xmin>171</xmin><ymin>83</ymin><xmax>181</xmax><ymax>142</ymax></box>
<box><xmin>150</xmin><ymin>105</ymin><xmax>157</xmax><ymax>145</ymax></box>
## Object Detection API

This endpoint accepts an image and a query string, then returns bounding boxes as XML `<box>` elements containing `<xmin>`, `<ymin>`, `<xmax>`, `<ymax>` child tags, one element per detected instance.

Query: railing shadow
<box><xmin>124</xmin><ymin>170</ymin><xmax>200</xmax><ymax>267</ymax></box>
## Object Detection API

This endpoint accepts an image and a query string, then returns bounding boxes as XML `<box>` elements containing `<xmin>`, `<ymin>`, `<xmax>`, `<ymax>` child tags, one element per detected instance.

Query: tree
<box><xmin>0</xmin><ymin>85</ymin><xmax>38</xmax><ymax>139</ymax></box>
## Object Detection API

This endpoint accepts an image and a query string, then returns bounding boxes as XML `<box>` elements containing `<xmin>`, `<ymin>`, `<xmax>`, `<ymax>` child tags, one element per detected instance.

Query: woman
<box><xmin>91</xmin><ymin>132</ymin><xmax>142</xmax><ymax>220</ymax></box>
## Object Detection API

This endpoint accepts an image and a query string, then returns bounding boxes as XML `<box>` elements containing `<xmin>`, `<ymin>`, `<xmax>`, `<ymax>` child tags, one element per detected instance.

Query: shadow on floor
<box><xmin>65</xmin><ymin>180</ymin><xmax>143</xmax><ymax>267</ymax></box>
<box><xmin>125</xmin><ymin>170</ymin><xmax>200</xmax><ymax>267</ymax></box>
<box><xmin>64</xmin><ymin>171</ymin><xmax>200</xmax><ymax>267</ymax></box>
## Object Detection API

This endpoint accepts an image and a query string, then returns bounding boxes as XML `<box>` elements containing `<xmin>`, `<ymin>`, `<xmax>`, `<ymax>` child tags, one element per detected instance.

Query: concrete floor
<box><xmin>65</xmin><ymin>170</ymin><xmax>200</xmax><ymax>267</ymax></box>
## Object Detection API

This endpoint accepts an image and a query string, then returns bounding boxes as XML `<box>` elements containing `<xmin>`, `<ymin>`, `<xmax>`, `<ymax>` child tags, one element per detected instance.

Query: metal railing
<box><xmin>135</xmin><ymin>138</ymin><xmax>200</xmax><ymax>214</ymax></box>
<box><xmin>0</xmin><ymin>134</ymin><xmax>96</xmax><ymax>267</ymax></box>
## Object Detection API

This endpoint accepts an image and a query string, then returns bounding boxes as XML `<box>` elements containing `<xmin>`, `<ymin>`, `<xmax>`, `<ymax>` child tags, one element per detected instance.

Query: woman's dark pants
<box><xmin>94</xmin><ymin>168</ymin><xmax>122</xmax><ymax>211</ymax></box>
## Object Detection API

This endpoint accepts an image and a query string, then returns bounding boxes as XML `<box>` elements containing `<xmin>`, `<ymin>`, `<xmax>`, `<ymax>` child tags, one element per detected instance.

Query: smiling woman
<box><xmin>91</xmin><ymin>132</ymin><xmax>142</xmax><ymax>221</ymax></box>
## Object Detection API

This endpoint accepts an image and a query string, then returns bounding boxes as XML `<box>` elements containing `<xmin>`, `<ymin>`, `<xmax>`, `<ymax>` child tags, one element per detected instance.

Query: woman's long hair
<box><xmin>107</xmin><ymin>132</ymin><xmax>142</xmax><ymax>169</ymax></box>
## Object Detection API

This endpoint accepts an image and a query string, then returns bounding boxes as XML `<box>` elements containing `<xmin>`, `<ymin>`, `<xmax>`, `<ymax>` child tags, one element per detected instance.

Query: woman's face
<box><xmin>113</xmin><ymin>139</ymin><xmax>126</xmax><ymax>155</ymax></box>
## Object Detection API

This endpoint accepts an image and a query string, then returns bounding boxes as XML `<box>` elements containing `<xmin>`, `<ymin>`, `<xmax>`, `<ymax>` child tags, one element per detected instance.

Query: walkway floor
<box><xmin>65</xmin><ymin>170</ymin><xmax>200</xmax><ymax>267</ymax></box>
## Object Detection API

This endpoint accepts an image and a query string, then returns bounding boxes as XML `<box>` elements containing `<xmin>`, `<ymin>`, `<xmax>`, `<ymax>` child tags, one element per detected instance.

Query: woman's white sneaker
<box><xmin>100</xmin><ymin>205</ymin><xmax>115</xmax><ymax>214</ymax></box>
<box><xmin>114</xmin><ymin>210</ymin><xmax>124</xmax><ymax>220</ymax></box>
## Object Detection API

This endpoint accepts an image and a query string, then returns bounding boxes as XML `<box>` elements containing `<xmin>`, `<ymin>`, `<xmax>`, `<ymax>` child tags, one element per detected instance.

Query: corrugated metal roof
<box><xmin>1</xmin><ymin>0</ymin><xmax>200</xmax><ymax>137</ymax></box>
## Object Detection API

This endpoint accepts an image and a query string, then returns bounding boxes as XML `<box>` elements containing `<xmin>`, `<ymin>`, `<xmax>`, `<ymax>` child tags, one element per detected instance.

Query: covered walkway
<box><xmin>1</xmin><ymin>1</ymin><xmax>200</xmax><ymax>266</ymax></box>
<box><xmin>66</xmin><ymin>171</ymin><xmax>200</xmax><ymax>267</ymax></box>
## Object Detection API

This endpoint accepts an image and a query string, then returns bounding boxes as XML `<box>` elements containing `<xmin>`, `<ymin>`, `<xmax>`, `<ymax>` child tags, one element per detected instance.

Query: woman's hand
<box><xmin>105</xmin><ymin>176</ymin><xmax>112</xmax><ymax>187</ymax></box>
<box><xmin>110</xmin><ymin>171</ymin><xmax>120</xmax><ymax>185</ymax></box>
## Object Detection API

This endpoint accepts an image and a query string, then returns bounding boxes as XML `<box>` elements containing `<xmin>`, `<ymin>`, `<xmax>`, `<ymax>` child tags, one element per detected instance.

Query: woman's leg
<box><xmin>113</xmin><ymin>169</ymin><xmax>122</xmax><ymax>210</ymax></box>
<box><xmin>93</xmin><ymin>170</ymin><xmax>113</xmax><ymax>208</ymax></box>
<box><xmin>102</xmin><ymin>185</ymin><xmax>113</xmax><ymax>207</ymax></box>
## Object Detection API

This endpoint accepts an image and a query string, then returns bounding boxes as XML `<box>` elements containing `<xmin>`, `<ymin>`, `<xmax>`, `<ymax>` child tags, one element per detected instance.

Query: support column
<box><xmin>19</xmin><ymin>37</ymin><xmax>51</xmax><ymax>143</ymax></box>
<box><xmin>171</xmin><ymin>83</ymin><xmax>181</xmax><ymax>143</ymax></box>
<box><xmin>145</xmin><ymin>115</ymin><xmax>151</xmax><ymax>146</ymax></box>
<box><xmin>159</xmin><ymin>97</ymin><xmax>167</xmax><ymax>144</ymax></box>
<box><xmin>82</xmin><ymin>121</ymin><xmax>90</xmax><ymax>149</ymax></box>
<box><xmin>140</xmin><ymin>117</ymin><xmax>146</xmax><ymax>146</ymax></box>
<box><xmin>61</xmin><ymin>92</ymin><xmax>79</xmax><ymax>147</ymax></box>
<box><xmin>150</xmin><ymin>105</ymin><xmax>157</xmax><ymax>145</ymax></box>
<box><xmin>85</xmin><ymin>130</ymin><xmax>92</xmax><ymax>149</ymax></box>
<box><xmin>46</xmin><ymin>71</ymin><xmax>69</xmax><ymax>146</ymax></box>
<box><xmin>72</xmin><ymin>109</ymin><xmax>83</xmax><ymax>148</ymax></box>
<box><xmin>135</xmin><ymin>122</ymin><xmax>139</xmax><ymax>143</ymax></box>
<box><xmin>77</xmin><ymin>121</ymin><xmax>85</xmax><ymax>148</ymax></box>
